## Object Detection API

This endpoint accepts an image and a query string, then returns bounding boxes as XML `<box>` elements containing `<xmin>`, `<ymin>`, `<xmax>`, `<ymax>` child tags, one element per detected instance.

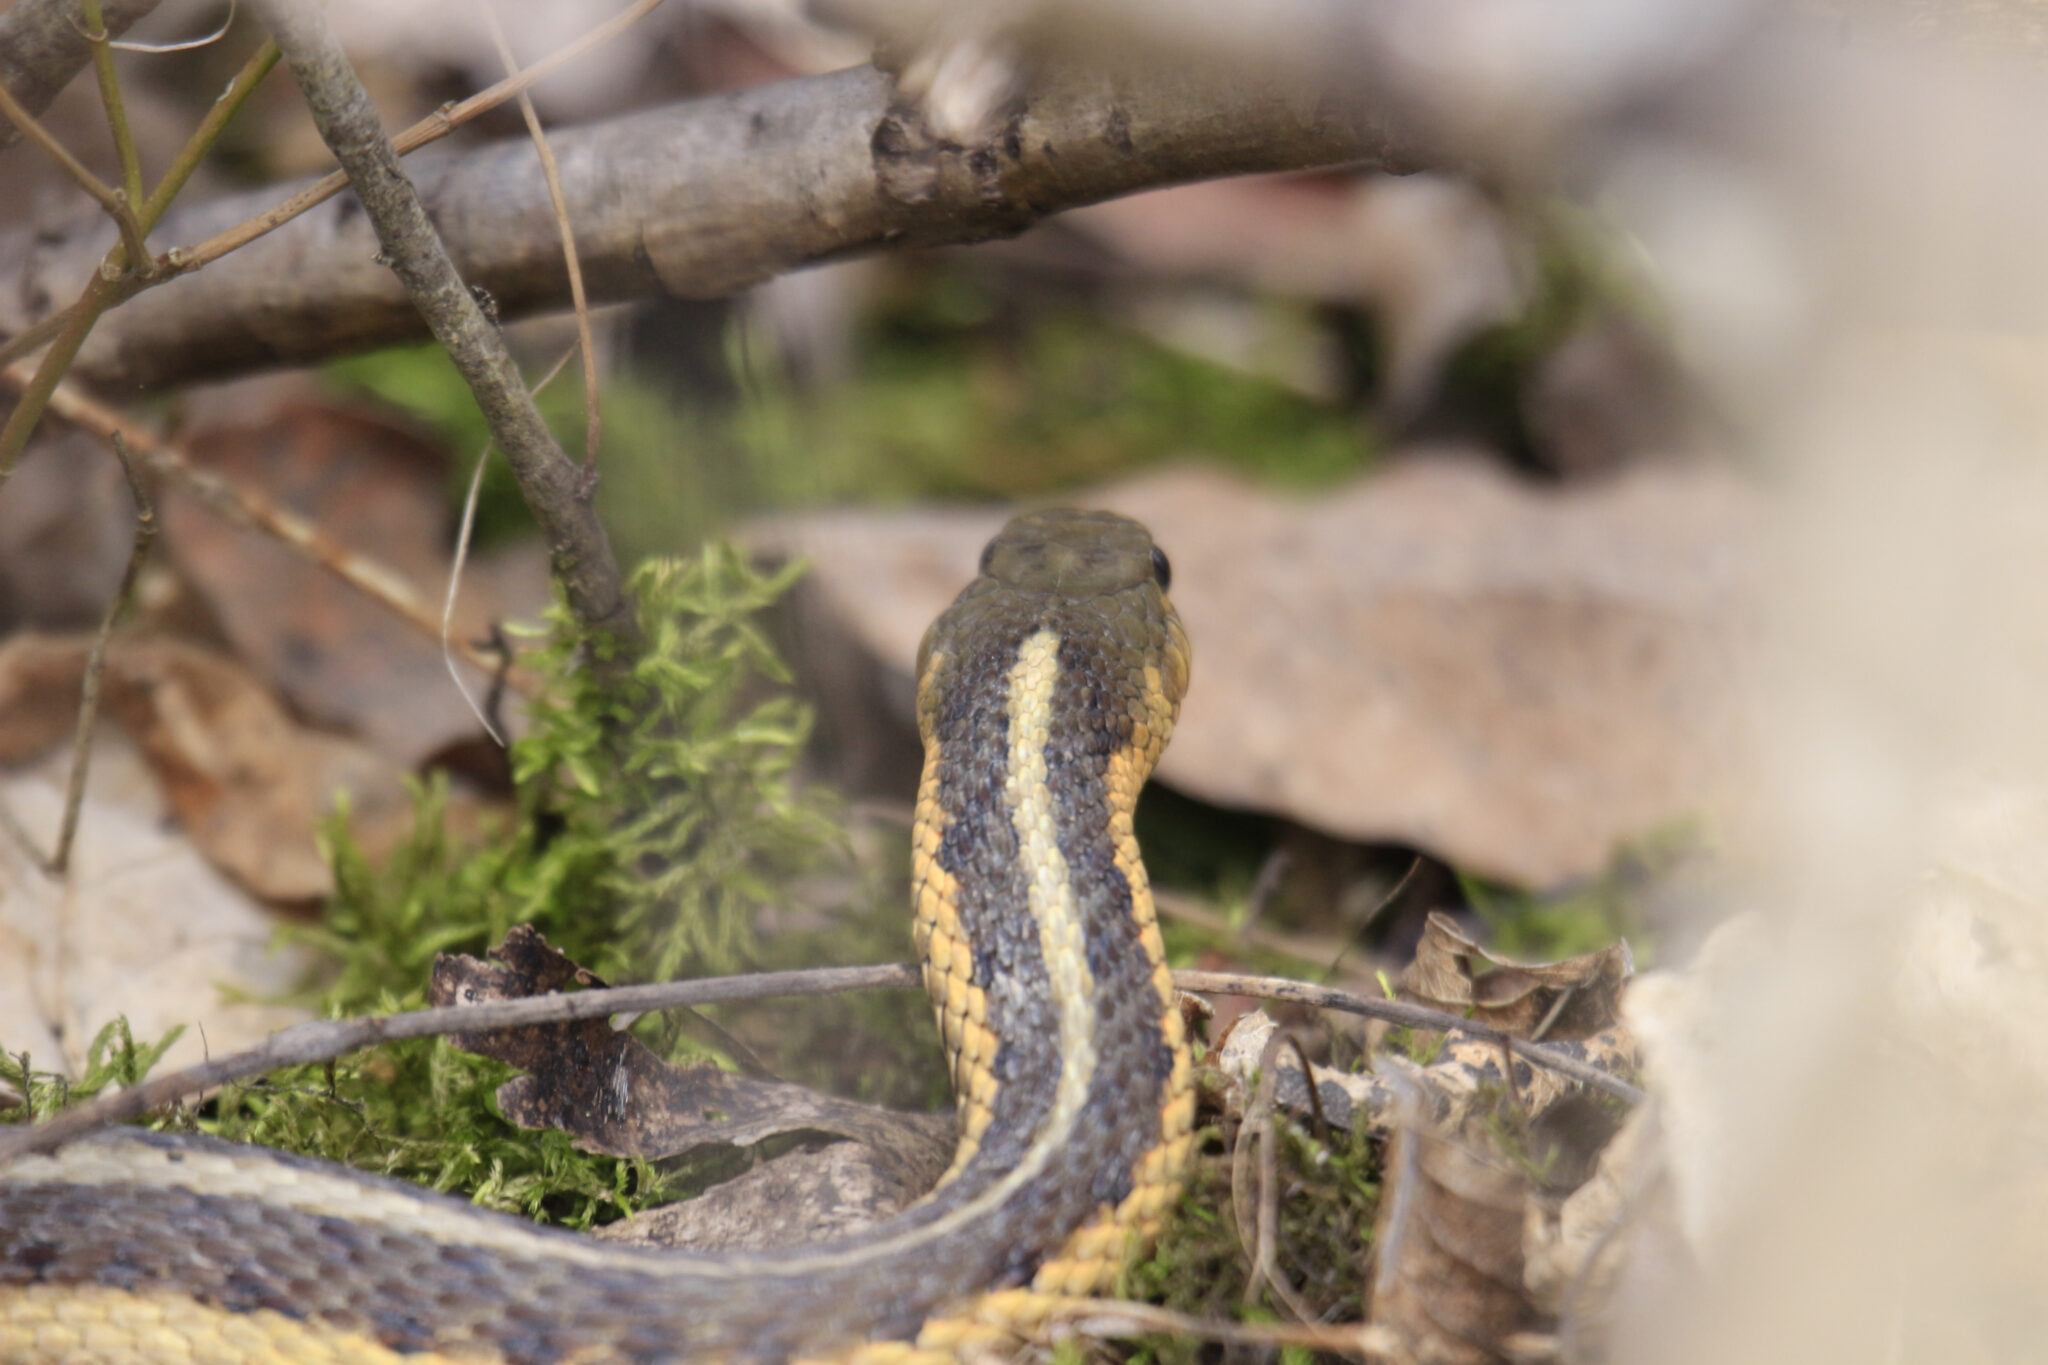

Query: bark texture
<box><xmin>2</xmin><ymin>62</ymin><xmax>1418</xmax><ymax>394</ymax></box>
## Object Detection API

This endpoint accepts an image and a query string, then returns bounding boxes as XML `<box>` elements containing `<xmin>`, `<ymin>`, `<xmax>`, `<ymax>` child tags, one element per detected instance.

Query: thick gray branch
<box><xmin>3</xmin><ymin>62</ymin><xmax>1418</xmax><ymax>394</ymax></box>
<box><xmin>251</xmin><ymin>0</ymin><xmax>626</xmax><ymax>637</ymax></box>
<box><xmin>0</xmin><ymin>0</ymin><xmax>162</xmax><ymax>152</ymax></box>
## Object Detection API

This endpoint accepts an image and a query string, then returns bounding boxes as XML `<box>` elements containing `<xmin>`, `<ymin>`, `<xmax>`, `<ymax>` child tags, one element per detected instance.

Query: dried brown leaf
<box><xmin>0</xmin><ymin>632</ymin><xmax>422</xmax><ymax>900</ymax></box>
<box><xmin>163</xmin><ymin>403</ymin><xmax>548</xmax><ymax>765</ymax></box>
<box><xmin>0</xmin><ymin>733</ymin><xmax>312</xmax><ymax>1080</ymax></box>
<box><xmin>431</xmin><ymin>927</ymin><xmax>951</xmax><ymax>1246</ymax></box>
<box><xmin>1400</xmin><ymin>911</ymin><xmax>1632</xmax><ymax>1041</ymax></box>
<box><xmin>751</xmin><ymin>459</ymin><xmax>1755</xmax><ymax>887</ymax></box>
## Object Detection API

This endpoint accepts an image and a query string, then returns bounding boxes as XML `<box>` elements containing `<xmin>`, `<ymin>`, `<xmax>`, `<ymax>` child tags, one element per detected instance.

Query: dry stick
<box><xmin>0</xmin><ymin>37</ymin><xmax>277</xmax><ymax>478</ymax></box>
<box><xmin>0</xmin><ymin>964</ymin><xmax>924</xmax><ymax>1164</ymax></box>
<box><xmin>253</xmin><ymin>0</ymin><xmax>627</xmax><ymax>642</ymax></box>
<box><xmin>49</xmin><ymin>432</ymin><xmax>155</xmax><ymax>876</ymax></box>
<box><xmin>0</xmin><ymin>76</ymin><xmax>127</xmax><ymax>216</ymax></box>
<box><xmin>79</xmin><ymin>0</ymin><xmax>147</xmax><ymax>230</ymax></box>
<box><xmin>180</xmin><ymin>0</ymin><xmax>667</xmax><ymax>275</ymax></box>
<box><xmin>7</xmin><ymin>370</ymin><xmax>529</xmax><ymax>688</ymax></box>
<box><xmin>477</xmin><ymin>4</ymin><xmax>601</xmax><ymax>470</ymax></box>
<box><xmin>1174</xmin><ymin>969</ymin><xmax>1645</xmax><ymax>1105</ymax></box>
<box><xmin>1234</xmin><ymin>1028</ymin><xmax>1322</xmax><ymax>1326</ymax></box>
<box><xmin>0</xmin><ymin>964</ymin><xmax>1640</xmax><ymax>1164</ymax></box>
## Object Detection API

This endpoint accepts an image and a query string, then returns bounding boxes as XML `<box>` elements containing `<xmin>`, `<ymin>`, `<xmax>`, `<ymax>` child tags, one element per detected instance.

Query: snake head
<box><xmin>917</xmin><ymin>508</ymin><xmax>1189</xmax><ymax>750</ymax></box>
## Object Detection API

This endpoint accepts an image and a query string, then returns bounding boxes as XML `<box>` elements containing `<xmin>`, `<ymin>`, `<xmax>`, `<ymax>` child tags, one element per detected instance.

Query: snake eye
<box><xmin>1149</xmin><ymin>545</ymin><xmax>1172</xmax><ymax>591</ymax></box>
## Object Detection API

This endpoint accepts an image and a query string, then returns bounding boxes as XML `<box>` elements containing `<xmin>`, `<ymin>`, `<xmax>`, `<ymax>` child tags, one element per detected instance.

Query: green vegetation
<box><xmin>0</xmin><ymin>1018</ymin><xmax>183</xmax><ymax>1125</ymax></box>
<box><xmin>0</xmin><ymin>549</ymin><xmax>848</xmax><ymax>1230</ymax></box>
<box><xmin>1122</xmin><ymin>1120</ymin><xmax>1382</xmax><ymax>1363</ymax></box>
<box><xmin>326</xmin><ymin>268</ymin><xmax>1377</xmax><ymax>565</ymax></box>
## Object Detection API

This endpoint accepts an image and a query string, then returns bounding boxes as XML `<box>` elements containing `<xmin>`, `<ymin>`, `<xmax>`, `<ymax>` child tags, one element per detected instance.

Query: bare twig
<box><xmin>5</xmin><ymin>368</ymin><xmax>531</xmax><ymax>689</ymax></box>
<box><xmin>0</xmin><ymin>960</ymin><xmax>1640</xmax><ymax>1165</ymax></box>
<box><xmin>254</xmin><ymin>0</ymin><xmax>628</xmax><ymax>641</ymax></box>
<box><xmin>0</xmin><ymin>76</ymin><xmax>127</xmax><ymax>216</ymax></box>
<box><xmin>1154</xmin><ymin>888</ymin><xmax>1389</xmax><ymax>982</ymax></box>
<box><xmin>477</xmin><ymin>2</ymin><xmax>602</xmax><ymax>470</ymax></box>
<box><xmin>0</xmin><ymin>35</ymin><xmax>276</xmax><ymax>480</ymax></box>
<box><xmin>1174</xmin><ymin>970</ymin><xmax>1645</xmax><ymax>1105</ymax></box>
<box><xmin>80</xmin><ymin>0</ymin><xmax>145</xmax><ymax>213</ymax></box>
<box><xmin>444</xmin><ymin>343</ymin><xmax>580</xmax><ymax>742</ymax></box>
<box><xmin>1233</xmin><ymin>1027</ymin><xmax>1322</xmax><ymax>1325</ymax></box>
<box><xmin>11</xmin><ymin>54</ymin><xmax>1413</xmax><ymax>394</ymax></box>
<box><xmin>176</xmin><ymin>0</ymin><xmax>668</xmax><ymax>276</ymax></box>
<box><xmin>0</xmin><ymin>963</ymin><xmax>923</xmax><ymax>1162</ymax></box>
<box><xmin>49</xmin><ymin>432</ymin><xmax>155</xmax><ymax>876</ymax></box>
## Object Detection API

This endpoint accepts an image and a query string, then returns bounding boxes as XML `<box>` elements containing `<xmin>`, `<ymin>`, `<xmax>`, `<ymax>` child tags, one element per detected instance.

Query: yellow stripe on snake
<box><xmin>0</xmin><ymin>509</ymin><xmax>1195</xmax><ymax>1364</ymax></box>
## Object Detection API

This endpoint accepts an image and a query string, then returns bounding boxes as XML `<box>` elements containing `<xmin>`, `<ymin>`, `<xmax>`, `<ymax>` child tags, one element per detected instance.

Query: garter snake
<box><xmin>0</xmin><ymin>508</ymin><xmax>1195</xmax><ymax>1364</ymax></box>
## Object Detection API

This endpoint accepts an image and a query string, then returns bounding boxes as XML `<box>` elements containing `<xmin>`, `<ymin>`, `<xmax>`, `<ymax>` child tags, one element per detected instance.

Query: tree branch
<box><xmin>3</xmin><ymin>61</ymin><xmax>1421</xmax><ymax>395</ymax></box>
<box><xmin>252</xmin><ymin>0</ymin><xmax>628</xmax><ymax>640</ymax></box>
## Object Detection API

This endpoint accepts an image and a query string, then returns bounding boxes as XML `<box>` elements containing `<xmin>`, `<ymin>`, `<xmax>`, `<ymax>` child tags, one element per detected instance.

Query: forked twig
<box><xmin>254</xmin><ymin>0</ymin><xmax>627</xmax><ymax>641</ymax></box>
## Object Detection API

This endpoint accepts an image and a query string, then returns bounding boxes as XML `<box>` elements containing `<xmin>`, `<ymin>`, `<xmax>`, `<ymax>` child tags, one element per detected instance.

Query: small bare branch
<box><xmin>0</xmin><ymin>962</ymin><xmax>924</xmax><ymax>1162</ymax></box>
<box><xmin>0</xmin><ymin>960</ymin><xmax>1639</xmax><ymax>1165</ymax></box>
<box><xmin>79</xmin><ymin>0</ymin><xmax>146</xmax><ymax>211</ymax></box>
<box><xmin>253</xmin><ymin>0</ymin><xmax>629</xmax><ymax>641</ymax></box>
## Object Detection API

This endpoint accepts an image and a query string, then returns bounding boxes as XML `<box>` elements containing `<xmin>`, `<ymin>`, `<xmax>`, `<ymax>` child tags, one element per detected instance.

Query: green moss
<box><xmin>1121</xmin><ymin>1119</ymin><xmax>1382</xmax><ymax>1363</ymax></box>
<box><xmin>0</xmin><ymin>1019</ymin><xmax>183</xmax><ymax>1125</ymax></box>
<box><xmin>2</xmin><ymin>549</ymin><xmax>848</xmax><ymax>1229</ymax></box>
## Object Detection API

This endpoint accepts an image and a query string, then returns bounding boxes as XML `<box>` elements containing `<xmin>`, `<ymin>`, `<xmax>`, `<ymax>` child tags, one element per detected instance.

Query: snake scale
<box><xmin>0</xmin><ymin>508</ymin><xmax>1194</xmax><ymax>1364</ymax></box>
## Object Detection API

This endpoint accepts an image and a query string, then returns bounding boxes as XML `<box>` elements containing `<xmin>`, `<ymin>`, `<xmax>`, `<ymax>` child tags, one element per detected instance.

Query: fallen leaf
<box><xmin>0</xmin><ymin>731</ymin><xmax>313</xmax><ymax>1081</ymax></box>
<box><xmin>1399</xmin><ymin>911</ymin><xmax>1632</xmax><ymax>1041</ymax></box>
<box><xmin>0</xmin><ymin>632</ymin><xmax>422</xmax><ymax>900</ymax></box>
<box><xmin>432</xmin><ymin>927</ymin><xmax>952</xmax><ymax>1247</ymax></box>
<box><xmin>751</xmin><ymin>457</ymin><xmax>1757</xmax><ymax>887</ymax></box>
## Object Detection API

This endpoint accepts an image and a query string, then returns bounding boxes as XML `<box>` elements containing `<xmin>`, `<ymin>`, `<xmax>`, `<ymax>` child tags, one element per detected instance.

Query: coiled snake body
<box><xmin>0</xmin><ymin>509</ymin><xmax>1193</xmax><ymax>1363</ymax></box>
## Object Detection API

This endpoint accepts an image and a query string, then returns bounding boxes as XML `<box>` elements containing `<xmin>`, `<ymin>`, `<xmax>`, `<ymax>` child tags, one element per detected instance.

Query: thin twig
<box><xmin>0</xmin><ymin>75</ymin><xmax>126</xmax><ymax>215</ymax></box>
<box><xmin>1174</xmin><ymin>970</ymin><xmax>1645</xmax><ymax>1105</ymax></box>
<box><xmin>0</xmin><ymin>0</ymin><xmax>165</xmax><ymax>153</ymax></box>
<box><xmin>110</xmin><ymin>0</ymin><xmax>234</xmax><ymax>52</ymax></box>
<box><xmin>0</xmin><ymin>963</ymin><xmax>924</xmax><ymax>1163</ymax></box>
<box><xmin>254</xmin><ymin>0</ymin><xmax>628</xmax><ymax>641</ymax></box>
<box><xmin>5</xmin><ymin>368</ymin><xmax>533</xmax><ymax>690</ymax></box>
<box><xmin>1154</xmin><ymin>888</ymin><xmax>1389</xmax><ymax>984</ymax></box>
<box><xmin>50</xmin><ymin>431</ymin><xmax>155</xmax><ymax>876</ymax></box>
<box><xmin>1234</xmin><ymin>1027</ymin><xmax>1319</xmax><ymax>1325</ymax></box>
<box><xmin>476</xmin><ymin>2</ymin><xmax>601</xmax><ymax>470</ymax></box>
<box><xmin>0</xmin><ymin>35</ymin><xmax>276</xmax><ymax>479</ymax></box>
<box><xmin>80</xmin><ymin>0</ymin><xmax>146</xmax><ymax>217</ymax></box>
<box><xmin>0</xmin><ymin>962</ymin><xmax>1640</xmax><ymax>1165</ymax></box>
<box><xmin>178</xmin><ymin>0</ymin><xmax>667</xmax><ymax>274</ymax></box>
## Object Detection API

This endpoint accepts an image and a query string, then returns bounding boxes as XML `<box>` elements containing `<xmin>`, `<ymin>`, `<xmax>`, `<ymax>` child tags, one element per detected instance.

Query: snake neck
<box><xmin>911</xmin><ymin>610</ymin><xmax>1192</xmax><ymax>1238</ymax></box>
